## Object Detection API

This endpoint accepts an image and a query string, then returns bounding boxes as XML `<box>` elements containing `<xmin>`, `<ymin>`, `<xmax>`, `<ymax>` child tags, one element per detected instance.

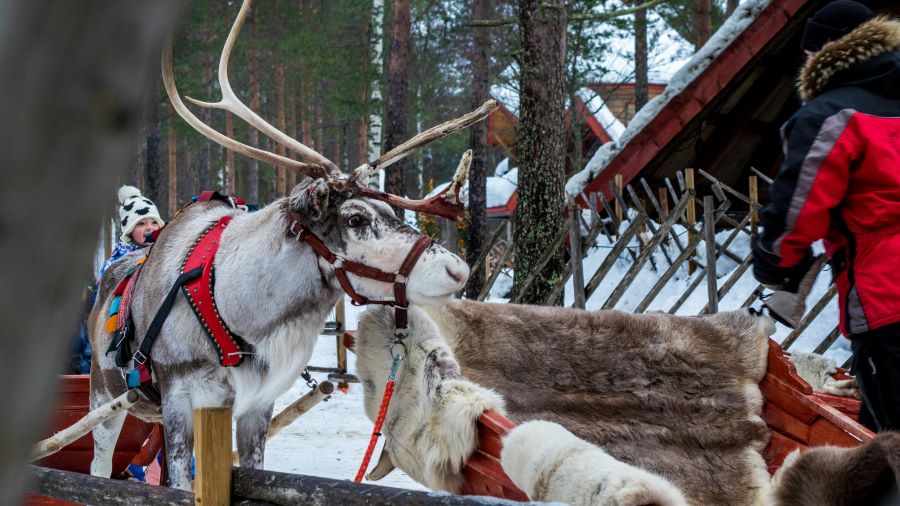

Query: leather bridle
<box><xmin>288</xmin><ymin>217</ymin><xmax>433</xmax><ymax>334</ymax></box>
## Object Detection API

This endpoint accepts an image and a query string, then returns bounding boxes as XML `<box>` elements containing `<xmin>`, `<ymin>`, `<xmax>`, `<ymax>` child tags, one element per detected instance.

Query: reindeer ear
<box><xmin>290</xmin><ymin>178</ymin><xmax>331</xmax><ymax>222</ymax></box>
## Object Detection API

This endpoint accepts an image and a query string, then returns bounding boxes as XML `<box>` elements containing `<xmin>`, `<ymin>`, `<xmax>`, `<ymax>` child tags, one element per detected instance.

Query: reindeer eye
<box><xmin>346</xmin><ymin>215</ymin><xmax>369</xmax><ymax>229</ymax></box>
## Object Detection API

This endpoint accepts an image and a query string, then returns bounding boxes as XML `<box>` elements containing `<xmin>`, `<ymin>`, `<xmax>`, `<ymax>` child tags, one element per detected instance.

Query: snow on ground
<box><xmin>426</xmin><ymin>176</ymin><xmax>517</xmax><ymax>209</ymax></box>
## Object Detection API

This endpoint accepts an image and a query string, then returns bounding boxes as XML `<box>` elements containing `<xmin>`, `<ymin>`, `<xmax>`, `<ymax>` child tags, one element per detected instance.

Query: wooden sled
<box><xmin>343</xmin><ymin>332</ymin><xmax>873</xmax><ymax>500</ymax></box>
<box><xmin>24</xmin><ymin>375</ymin><xmax>159</xmax><ymax>506</ymax></box>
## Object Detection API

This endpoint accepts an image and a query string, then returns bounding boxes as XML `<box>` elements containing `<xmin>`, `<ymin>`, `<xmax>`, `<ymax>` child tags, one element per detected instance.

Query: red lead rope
<box><xmin>354</xmin><ymin>378</ymin><xmax>397</xmax><ymax>482</ymax></box>
<box><xmin>354</xmin><ymin>347</ymin><xmax>406</xmax><ymax>483</ymax></box>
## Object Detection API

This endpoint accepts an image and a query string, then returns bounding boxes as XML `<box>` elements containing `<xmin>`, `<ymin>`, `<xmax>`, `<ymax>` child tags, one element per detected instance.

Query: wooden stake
<box><xmin>194</xmin><ymin>408</ymin><xmax>231</xmax><ymax>506</ymax></box>
<box><xmin>703</xmin><ymin>196</ymin><xmax>718</xmax><ymax>314</ymax></box>
<box><xmin>31</xmin><ymin>391</ymin><xmax>139</xmax><ymax>461</ymax></box>
<box><xmin>749</xmin><ymin>175</ymin><xmax>758</xmax><ymax>236</ymax></box>
<box><xmin>685</xmin><ymin>168</ymin><xmax>696</xmax><ymax>274</ymax></box>
<box><xmin>335</xmin><ymin>298</ymin><xmax>348</xmax><ymax>383</ymax></box>
<box><xmin>568</xmin><ymin>201</ymin><xmax>585</xmax><ymax>309</ymax></box>
<box><xmin>614</xmin><ymin>174</ymin><xmax>624</xmax><ymax>228</ymax></box>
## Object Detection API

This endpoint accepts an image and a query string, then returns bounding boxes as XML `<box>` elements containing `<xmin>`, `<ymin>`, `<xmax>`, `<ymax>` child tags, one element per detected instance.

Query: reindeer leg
<box><xmin>89</xmin><ymin>407</ymin><xmax>126</xmax><ymax>478</ymax></box>
<box><xmin>236</xmin><ymin>403</ymin><xmax>274</xmax><ymax>469</ymax></box>
<box><xmin>161</xmin><ymin>393</ymin><xmax>194</xmax><ymax>490</ymax></box>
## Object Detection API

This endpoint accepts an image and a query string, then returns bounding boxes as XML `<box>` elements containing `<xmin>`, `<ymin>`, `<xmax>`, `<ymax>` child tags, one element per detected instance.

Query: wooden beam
<box><xmin>703</xmin><ymin>196</ymin><xmax>718</xmax><ymax>314</ymax></box>
<box><xmin>231</xmin><ymin>467</ymin><xmax>540</xmax><ymax>505</ymax></box>
<box><xmin>749</xmin><ymin>175</ymin><xmax>759</xmax><ymax>235</ymax></box>
<box><xmin>194</xmin><ymin>408</ymin><xmax>231</xmax><ymax>506</ymax></box>
<box><xmin>25</xmin><ymin>466</ymin><xmax>193</xmax><ymax>506</ymax></box>
<box><xmin>568</xmin><ymin>201</ymin><xmax>586</xmax><ymax>309</ymax></box>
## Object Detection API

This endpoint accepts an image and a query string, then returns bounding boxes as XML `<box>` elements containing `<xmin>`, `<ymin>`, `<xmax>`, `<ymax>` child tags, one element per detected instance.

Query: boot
<box><xmin>764</xmin><ymin>255</ymin><xmax>827</xmax><ymax>328</ymax></box>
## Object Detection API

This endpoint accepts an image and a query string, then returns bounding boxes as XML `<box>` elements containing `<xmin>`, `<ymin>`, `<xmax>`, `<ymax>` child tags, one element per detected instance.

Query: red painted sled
<box><xmin>342</xmin><ymin>332</ymin><xmax>874</xmax><ymax>501</ymax></box>
<box><xmin>24</xmin><ymin>375</ymin><xmax>161</xmax><ymax>506</ymax></box>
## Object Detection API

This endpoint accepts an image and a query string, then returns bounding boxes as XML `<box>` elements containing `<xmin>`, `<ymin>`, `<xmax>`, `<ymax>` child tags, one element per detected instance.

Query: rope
<box><xmin>354</xmin><ymin>350</ymin><xmax>404</xmax><ymax>483</ymax></box>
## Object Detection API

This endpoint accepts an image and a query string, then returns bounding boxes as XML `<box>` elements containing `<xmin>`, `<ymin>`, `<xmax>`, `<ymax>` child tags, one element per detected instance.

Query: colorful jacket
<box><xmin>98</xmin><ymin>241</ymin><xmax>141</xmax><ymax>281</ymax></box>
<box><xmin>758</xmin><ymin>17</ymin><xmax>900</xmax><ymax>335</ymax></box>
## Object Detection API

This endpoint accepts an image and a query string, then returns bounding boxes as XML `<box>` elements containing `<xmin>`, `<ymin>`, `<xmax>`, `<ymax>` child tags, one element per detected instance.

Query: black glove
<box><xmin>751</xmin><ymin>238</ymin><xmax>813</xmax><ymax>293</ymax></box>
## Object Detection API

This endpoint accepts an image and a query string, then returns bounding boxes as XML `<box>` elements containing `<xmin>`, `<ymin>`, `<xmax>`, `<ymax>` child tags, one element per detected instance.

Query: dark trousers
<box><xmin>850</xmin><ymin>321</ymin><xmax>900</xmax><ymax>432</ymax></box>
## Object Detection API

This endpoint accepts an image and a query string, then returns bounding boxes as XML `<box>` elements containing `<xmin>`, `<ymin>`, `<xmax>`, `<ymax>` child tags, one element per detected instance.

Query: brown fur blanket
<box><xmin>424</xmin><ymin>301</ymin><xmax>774</xmax><ymax>505</ymax></box>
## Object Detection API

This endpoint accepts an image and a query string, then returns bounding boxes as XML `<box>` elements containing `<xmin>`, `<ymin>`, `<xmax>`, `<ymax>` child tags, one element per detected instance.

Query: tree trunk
<box><xmin>726</xmin><ymin>0</ymin><xmax>739</xmax><ymax>17</ymax></box>
<box><xmin>694</xmin><ymin>0</ymin><xmax>712</xmax><ymax>50</ymax></box>
<box><xmin>368</xmin><ymin>0</ymin><xmax>385</xmax><ymax>189</ymax></box>
<box><xmin>0</xmin><ymin>1</ymin><xmax>177</xmax><ymax>503</ymax></box>
<box><xmin>635</xmin><ymin>5</ymin><xmax>649</xmax><ymax>110</ymax></box>
<box><xmin>167</xmin><ymin>112</ymin><xmax>177</xmax><ymax>217</ymax></box>
<box><xmin>225</xmin><ymin>111</ymin><xmax>235</xmax><ymax>194</ymax></box>
<box><xmin>287</xmin><ymin>89</ymin><xmax>297</xmax><ymax>190</ymax></box>
<box><xmin>465</xmin><ymin>0</ymin><xmax>491</xmax><ymax>299</ymax></box>
<box><xmin>276</xmin><ymin>62</ymin><xmax>287</xmax><ymax>195</ymax></box>
<box><xmin>384</xmin><ymin>0</ymin><xmax>411</xmax><ymax>213</ymax></box>
<box><xmin>145</xmin><ymin>79</ymin><xmax>163</xmax><ymax>205</ymax></box>
<box><xmin>247</xmin><ymin>3</ymin><xmax>260</xmax><ymax>205</ymax></box>
<box><xmin>513</xmin><ymin>0</ymin><xmax>567</xmax><ymax>305</ymax></box>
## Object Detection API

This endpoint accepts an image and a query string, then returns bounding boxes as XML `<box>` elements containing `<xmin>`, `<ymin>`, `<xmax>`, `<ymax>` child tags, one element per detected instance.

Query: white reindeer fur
<box><xmin>789</xmin><ymin>351</ymin><xmax>859</xmax><ymax>398</ymax></box>
<box><xmin>356</xmin><ymin>305</ymin><xmax>505</xmax><ymax>492</ymax></box>
<box><xmin>501</xmin><ymin>421</ymin><xmax>689</xmax><ymax>506</ymax></box>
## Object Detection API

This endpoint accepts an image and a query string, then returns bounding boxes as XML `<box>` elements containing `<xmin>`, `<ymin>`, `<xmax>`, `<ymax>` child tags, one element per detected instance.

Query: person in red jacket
<box><xmin>753</xmin><ymin>0</ymin><xmax>900</xmax><ymax>432</ymax></box>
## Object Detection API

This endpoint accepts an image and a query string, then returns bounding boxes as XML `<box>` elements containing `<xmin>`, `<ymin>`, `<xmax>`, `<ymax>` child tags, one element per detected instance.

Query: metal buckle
<box><xmin>394</xmin><ymin>273</ymin><xmax>408</xmax><ymax>284</ymax></box>
<box><xmin>133</xmin><ymin>350</ymin><xmax>148</xmax><ymax>365</ymax></box>
<box><xmin>334</xmin><ymin>257</ymin><xmax>345</xmax><ymax>269</ymax></box>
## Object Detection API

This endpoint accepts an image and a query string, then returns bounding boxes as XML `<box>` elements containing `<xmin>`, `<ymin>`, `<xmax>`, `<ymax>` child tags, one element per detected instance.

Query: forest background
<box><xmin>132</xmin><ymin>0</ymin><xmax>737</xmax><ymax>301</ymax></box>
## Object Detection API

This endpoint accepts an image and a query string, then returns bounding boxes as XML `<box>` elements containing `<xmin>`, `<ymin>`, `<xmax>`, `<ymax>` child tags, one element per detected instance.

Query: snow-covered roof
<box><xmin>566</xmin><ymin>0</ymin><xmax>773</xmax><ymax>198</ymax></box>
<box><xmin>576</xmin><ymin>88</ymin><xmax>626</xmax><ymax>142</ymax></box>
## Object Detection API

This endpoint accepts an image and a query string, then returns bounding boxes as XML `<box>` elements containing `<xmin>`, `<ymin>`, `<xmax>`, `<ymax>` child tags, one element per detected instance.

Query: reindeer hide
<box><xmin>772</xmin><ymin>432</ymin><xmax>900</xmax><ymax>505</ymax></box>
<box><xmin>424</xmin><ymin>301</ymin><xmax>774</xmax><ymax>506</ymax></box>
<box><xmin>501</xmin><ymin>420</ymin><xmax>689</xmax><ymax>506</ymax></box>
<box><xmin>356</xmin><ymin>306</ymin><xmax>505</xmax><ymax>492</ymax></box>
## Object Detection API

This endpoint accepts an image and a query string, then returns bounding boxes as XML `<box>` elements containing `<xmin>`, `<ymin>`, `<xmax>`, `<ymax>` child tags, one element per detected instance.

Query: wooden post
<box><xmin>335</xmin><ymin>297</ymin><xmax>347</xmax><ymax>376</ymax></box>
<box><xmin>194</xmin><ymin>408</ymin><xmax>231</xmax><ymax>506</ymax></box>
<box><xmin>749</xmin><ymin>175</ymin><xmax>758</xmax><ymax>236</ymax></box>
<box><xmin>614</xmin><ymin>174</ymin><xmax>624</xmax><ymax>230</ymax></box>
<box><xmin>703</xmin><ymin>196</ymin><xmax>718</xmax><ymax>314</ymax></box>
<box><xmin>568</xmin><ymin>201</ymin><xmax>585</xmax><ymax>309</ymax></box>
<box><xmin>31</xmin><ymin>391</ymin><xmax>139</xmax><ymax>460</ymax></box>
<box><xmin>685</xmin><ymin>169</ymin><xmax>696</xmax><ymax>274</ymax></box>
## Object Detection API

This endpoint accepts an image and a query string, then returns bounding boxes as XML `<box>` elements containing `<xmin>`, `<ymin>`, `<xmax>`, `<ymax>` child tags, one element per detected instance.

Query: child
<box><xmin>98</xmin><ymin>185</ymin><xmax>165</xmax><ymax>279</ymax></box>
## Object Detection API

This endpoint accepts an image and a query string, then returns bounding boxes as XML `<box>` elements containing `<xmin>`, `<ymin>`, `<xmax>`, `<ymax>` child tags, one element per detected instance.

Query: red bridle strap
<box><xmin>289</xmin><ymin>220</ymin><xmax>432</xmax><ymax>331</ymax></box>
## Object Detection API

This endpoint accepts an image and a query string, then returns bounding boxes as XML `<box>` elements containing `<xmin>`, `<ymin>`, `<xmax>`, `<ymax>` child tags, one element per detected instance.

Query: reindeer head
<box><xmin>289</xmin><ymin>177</ymin><xmax>470</xmax><ymax>305</ymax></box>
<box><xmin>162</xmin><ymin>0</ymin><xmax>492</xmax><ymax>306</ymax></box>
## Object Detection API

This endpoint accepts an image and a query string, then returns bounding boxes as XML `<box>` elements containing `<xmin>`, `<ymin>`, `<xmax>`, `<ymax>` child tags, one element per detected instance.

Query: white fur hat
<box><xmin>117</xmin><ymin>185</ymin><xmax>165</xmax><ymax>243</ymax></box>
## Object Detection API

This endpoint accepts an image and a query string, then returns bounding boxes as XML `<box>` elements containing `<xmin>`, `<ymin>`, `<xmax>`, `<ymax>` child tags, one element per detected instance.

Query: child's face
<box><xmin>130</xmin><ymin>218</ymin><xmax>161</xmax><ymax>246</ymax></box>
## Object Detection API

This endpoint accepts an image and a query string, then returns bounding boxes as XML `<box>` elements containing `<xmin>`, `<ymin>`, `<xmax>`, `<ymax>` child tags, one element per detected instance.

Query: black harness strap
<box><xmin>132</xmin><ymin>267</ymin><xmax>204</xmax><ymax>367</ymax></box>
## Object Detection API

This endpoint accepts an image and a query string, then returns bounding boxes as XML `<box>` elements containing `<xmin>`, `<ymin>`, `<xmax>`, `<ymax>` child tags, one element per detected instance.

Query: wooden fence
<box><xmin>472</xmin><ymin>168</ymin><xmax>844</xmax><ymax>364</ymax></box>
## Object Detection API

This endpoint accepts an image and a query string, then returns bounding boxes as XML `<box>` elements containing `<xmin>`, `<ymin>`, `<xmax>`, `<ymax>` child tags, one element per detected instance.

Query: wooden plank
<box><xmin>583</xmin><ymin>214</ymin><xmax>648</xmax><ymax>301</ymax></box>
<box><xmin>601</xmin><ymin>192</ymin><xmax>694</xmax><ymax>310</ymax></box>
<box><xmin>614</xmin><ymin>174</ymin><xmax>624</xmax><ymax>226</ymax></box>
<box><xmin>25</xmin><ymin>466</ymin><xmax>193</xmax><ymax>506</ymax></box>
<box><xmin>751</xmin><ymin>165</ymin><xmax>774</xmax><ymax>185</ymax></box>
<box><xmin>700</xmin><ymin>254</ymin><xmax>753</xmax><ymax>314</ymax></box>
<box><xmin>782</xmin><ymin>285</ymin><xmax>837</xmax><ymax>350</ymax></box>
<box><xmin>813</xmin><ymin>325</ymin><xmax>842</xmax><ymax>355</ymax></box>
<box><xmin>596</xmin><ymin>191</ymin><xmax>637</xmax><ymax>261</ymax></box>
<box><xmin>335</xmin><ymin>298</ymin><xmax>347</xmax><ymax>374</ymax></box>
<box><xmin>194</xmin><ymin>408</ymin><xmax>232</xmax><ymax>506</ymax></box>
<box><xmin>231</xmin><ymin>467</ymin><xmax>538</xmax><ymax>505</ymax></box>
<box><xmin>698</xmin><ymin>168</ymin><xmax>751</xmax><ymax>205</ymax></box>
<box><xmin>568</xmin><ymin>202</ymin><xmax>586</xmax><ymax>309</ymax></box>
<box><xmin>703</xmin><ymin>196</ymin><xmax>718</xmax><ymax>314</ymax></box>
<box><xmin>685</xmin><ymin>169</ymin><xmax>696</xmax><ymax>274</ymax></box>
<box><xmin>478</xmin><ymin>242</ymin><xmax>514</xmax><ymax>301</ymax></box>
<box><xmin>544</xmin><ymin>211</ymin><xmax>610</xmax><ymax>305</ymax></box>
<box><xmin>749</xmin><ymin>175</ymin><xmax>759</xmax><ymax>235</ymax></box>
<box><xmin>467</xmin><ymin>224</ymin><xmax>506</xmax><ymax>283</ymax></box>
<box><xmin>634</xmin><ymin>231</ymin><xmax>704</xmax><ymax>313</ymax></box>
<box><xmin>627</xmin><ymin>184</ymin><xmax>674</xmax><ymax>266</ymax></box>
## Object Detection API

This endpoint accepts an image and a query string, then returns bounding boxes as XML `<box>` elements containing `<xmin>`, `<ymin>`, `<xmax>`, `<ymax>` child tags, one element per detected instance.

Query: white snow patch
<box><xmin>577</xmin><ymin>88</ymin><xmax>626</xmax><ymax>142</ymax></box>
<box><xmin>427</xmin><ymin>177</ymin><xmax>517</xmax><ymax>209</ymax></box>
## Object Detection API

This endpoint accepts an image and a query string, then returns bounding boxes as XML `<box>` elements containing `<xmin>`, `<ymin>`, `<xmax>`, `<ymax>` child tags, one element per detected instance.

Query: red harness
<box><xmin>181</xmin><ymin>216</ymin><xmax>250</xmax><ymax>366</ymax></box>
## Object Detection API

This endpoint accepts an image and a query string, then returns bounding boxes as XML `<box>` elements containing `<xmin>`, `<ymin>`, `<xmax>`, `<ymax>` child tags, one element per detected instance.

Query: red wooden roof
<box><xmin>575</xmin><ymin>0</ymin><xmax>814</xmax><ymax>204</ymax></box>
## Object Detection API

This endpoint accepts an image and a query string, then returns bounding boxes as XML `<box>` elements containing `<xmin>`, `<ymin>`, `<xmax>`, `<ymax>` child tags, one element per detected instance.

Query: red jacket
<box><xmin>759</xmin><ymin>18</ymin><xmax>900</xmax><ymax>335</ymax></box>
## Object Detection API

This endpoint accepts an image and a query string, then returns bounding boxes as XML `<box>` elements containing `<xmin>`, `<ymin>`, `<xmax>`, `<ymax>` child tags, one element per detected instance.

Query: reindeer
<box><xmin>88</xmin><ymin>0</ymin><xmax>492</xmax><ymax>490</ymax></box>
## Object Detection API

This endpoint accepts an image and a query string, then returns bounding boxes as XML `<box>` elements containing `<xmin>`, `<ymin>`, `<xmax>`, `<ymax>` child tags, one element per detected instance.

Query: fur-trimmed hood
<box><xmin>798</xmin><ymin>16</ymin><xmax>900</xmax><ymax>102</ymax></box>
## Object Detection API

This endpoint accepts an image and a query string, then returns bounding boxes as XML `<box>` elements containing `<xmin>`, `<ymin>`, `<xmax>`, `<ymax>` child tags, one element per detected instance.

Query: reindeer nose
<box><xmin>445</xmin><ymin>265</ymin><xmax>466</xmax><ymax>285</ymax></box>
